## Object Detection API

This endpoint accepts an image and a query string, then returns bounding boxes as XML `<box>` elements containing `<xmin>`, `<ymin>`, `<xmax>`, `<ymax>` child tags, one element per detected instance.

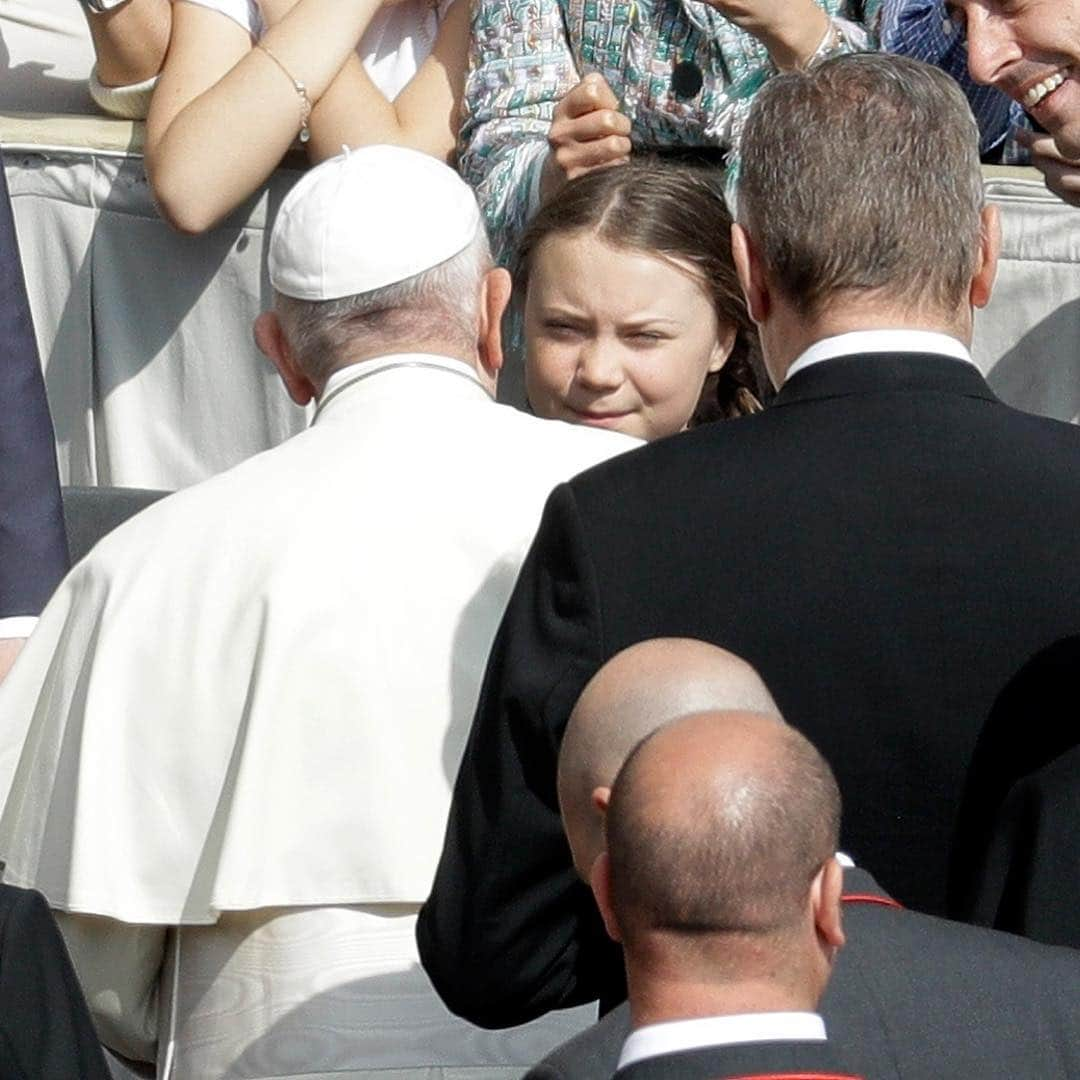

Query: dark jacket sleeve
<box><xmin>0</xmin><ymin>886</ymin><xmax>112</xmax><ymax>1080</ymax></box>
<box><xmin>417</xmin><ymin>482</ymin><xmax>621</xmax><ymax>1027</ymax></box>
<box><xmin>969</xmin><ymin>746</ymin><xmax>1080</xmax><ymax>949</ymax></box>
<box><xmin>0</xmin><ymin>151</ymin><xmax>70</xmax><ymax>621</ymax></box>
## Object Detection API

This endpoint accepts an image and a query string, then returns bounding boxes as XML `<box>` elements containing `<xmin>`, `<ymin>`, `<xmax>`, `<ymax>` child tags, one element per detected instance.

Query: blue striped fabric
<box><xmin>879</xmin><ymin>0</ymin><xmax>1025</xmax><ymax>157</ymax></box>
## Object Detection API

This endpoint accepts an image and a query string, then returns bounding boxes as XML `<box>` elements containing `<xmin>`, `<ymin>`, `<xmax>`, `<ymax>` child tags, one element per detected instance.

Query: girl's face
<box><xmin>524</xmin><ymin>230</ymin><xmax>736</xmax><ymax>442</ymax></box>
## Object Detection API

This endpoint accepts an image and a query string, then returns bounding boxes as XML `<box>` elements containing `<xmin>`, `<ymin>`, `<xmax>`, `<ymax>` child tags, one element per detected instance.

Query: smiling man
<box><xmin>949</xmin><ymin>0</ymin><xmax>1080</xmax><ymax>204</ymax></box>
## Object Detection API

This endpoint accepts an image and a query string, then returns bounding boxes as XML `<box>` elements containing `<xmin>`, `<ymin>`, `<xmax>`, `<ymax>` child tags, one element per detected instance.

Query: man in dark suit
<box><xmin>417</xmin><ymin>52</ymin><xmax>1080</xmax><ymax>1028</ymax></box>
<box><xmin>542</xmin><ymin>640</ymin><xmax>1080</xmax><ymax>1078</ymax></box>
<box><xmin>0</xmin><ymin>149</ymin><xmax>69</xmax><ymax>682</ymax></box>
<box><xmin>589</xmin><ymin>710</ymin><xmax>858</xmax><ymax>1080</ymax></box>
<box><xmin>535</xmin><ymin>640</ymin><xmax>1080</xmax><ymax>1080</ymax></box>
<box><xmin>0</xmin><ymin>884</ymin><xmax>112</xmax><ymax>1079</ymax></box>
<box><xmin>534</xmin><ymin>865</ymin><xmax>1080</xmax><ymax>1080</ymax></box>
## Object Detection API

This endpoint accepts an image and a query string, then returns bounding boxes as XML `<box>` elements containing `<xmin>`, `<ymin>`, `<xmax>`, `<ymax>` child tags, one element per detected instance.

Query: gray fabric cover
<box><xmin>4</xmin><ymin>124</ymin><xmax>1080</xmax><ymax>490</ymax></box>
<box><xmin>62</xmin><ymin>485</ymin><xmax>167</xmax><ymax>564</ymax></box>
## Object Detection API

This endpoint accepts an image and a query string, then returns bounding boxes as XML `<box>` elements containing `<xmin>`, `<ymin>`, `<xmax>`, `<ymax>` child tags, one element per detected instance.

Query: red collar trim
<box><xmin>726</xmin><ymin>1074</ymin><xmax>865</xmax><ymax>1079</ymax></box>
<box><xmin>841</xmin><ymin>893</ymin><xmax>903</xmax><ymax>909</ymax></box>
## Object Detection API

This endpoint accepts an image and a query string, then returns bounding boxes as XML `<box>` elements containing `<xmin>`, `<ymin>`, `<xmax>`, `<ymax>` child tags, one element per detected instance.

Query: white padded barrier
<box><xmin>4</xmin><ymin>116</ymin><xmax>1080</xmax><ymax>488</ymax></box>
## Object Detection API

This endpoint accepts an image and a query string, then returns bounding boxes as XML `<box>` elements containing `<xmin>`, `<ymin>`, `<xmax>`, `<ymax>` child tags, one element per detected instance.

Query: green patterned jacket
<box><xmin>461</xmin><ymin>0</ymin><xmax>883</xmax><ymax>263</ymax></box>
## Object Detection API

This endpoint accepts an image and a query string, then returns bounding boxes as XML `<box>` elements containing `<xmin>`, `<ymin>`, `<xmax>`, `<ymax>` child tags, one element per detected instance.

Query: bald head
<box><xmin>606</xmin><ymin>710</ymin><xmax>841</xmax><ymax>949</ymax></box>
<box><xmin>558</xmin><ymin>639</ymin><xmax>779</xmax><ymax>876</ymax></box>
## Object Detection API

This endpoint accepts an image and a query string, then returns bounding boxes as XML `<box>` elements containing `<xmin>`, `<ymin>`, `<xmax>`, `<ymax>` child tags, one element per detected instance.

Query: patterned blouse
<box><xmin>462</xmin><ymin>0</ymin><xmax>883</xmax><ymax>262</ymax></box>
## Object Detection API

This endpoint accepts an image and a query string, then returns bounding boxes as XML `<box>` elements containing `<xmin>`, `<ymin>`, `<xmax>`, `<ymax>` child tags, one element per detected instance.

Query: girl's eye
<box><xmin>544</xmin><ymin>321</ymin><xmax>584</xmax><ymax>337</ymax></box>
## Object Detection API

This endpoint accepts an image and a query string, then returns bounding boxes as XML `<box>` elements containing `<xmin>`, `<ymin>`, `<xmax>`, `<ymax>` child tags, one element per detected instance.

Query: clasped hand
<box><xmin>542</xmin><ymin>73</ymin><xmax>632</xmax><ymax>199</ymax></box>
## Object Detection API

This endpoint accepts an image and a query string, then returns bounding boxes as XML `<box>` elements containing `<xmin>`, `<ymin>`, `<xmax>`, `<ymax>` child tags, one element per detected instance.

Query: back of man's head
<box><xmin>737</xmin><ymin>53</ymin><xmax>985</xmax><ymax>323</ymax></box>
<box><xmin>607</xmin><ymin>711</ymin><xmax>840</xmax><ymax>944</ymax></box>
<box><xmin>558</xmin><ymin>639</ymin><xmax>779</xmax><ymax>877</ymax></box>
<box><xmin>258</xmin><ymin>146</ymin><xmax>506</xmax><ymax>397</ymax></box>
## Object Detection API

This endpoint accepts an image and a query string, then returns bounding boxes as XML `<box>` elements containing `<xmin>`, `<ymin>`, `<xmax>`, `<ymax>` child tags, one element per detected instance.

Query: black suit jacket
<box><xmin>613</xmin><ymin>1038</ymin><xmax>859</xmax><ymax>1080</ymax></box>
<box><xmin>529</xmin><ymin>869</ymin><xmax>1080</xmax><ymax>1080</ymax></box>
<box><xmin>0</xmin><ymin>885</ymin><xmax>111</xmax><ymax>1080</ymax></box>
<box><xmin>967</xmin><ymin>744</ymin><xmax>1080</xmax><ymax>948</ymax></box>
<box><xmin>0</xmin><ymin>150</ymin><xmax>69</xmax><ymax>623</ymax></box>
<box><xmin>418</xmin><ymin>352</ymin><xmax>1080</xmax><ymax>1026</ymax></box>
<box><xmin>948</xmin><ymin>635</ymin><xmax>1080</xmax><ymax>947</ymax></box>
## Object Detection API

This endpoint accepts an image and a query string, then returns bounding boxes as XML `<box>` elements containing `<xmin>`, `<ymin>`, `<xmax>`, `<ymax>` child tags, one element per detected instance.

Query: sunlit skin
<box><xmin>524</xmin><ymin>231</ymin><xmax>736</xmax><ymax>442</ymax></box>
<box><xmin>949</xmin><ymin>0</ymin><xmax>1080</xmax><ymax>158</ymax></box>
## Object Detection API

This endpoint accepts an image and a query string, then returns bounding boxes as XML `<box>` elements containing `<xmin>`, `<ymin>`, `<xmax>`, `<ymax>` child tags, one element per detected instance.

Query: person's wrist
<box><xmin>760</xmin><ymin>4</ymin><xmax>831</xmax><ymax>72</ymax></box>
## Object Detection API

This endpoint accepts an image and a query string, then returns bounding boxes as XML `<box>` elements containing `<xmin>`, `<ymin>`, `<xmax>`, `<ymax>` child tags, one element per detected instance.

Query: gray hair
<box><xmin>275</xmin><ymin>227</ymin><xmax>493</xmax><ymax>383</ymax></box>
<box><xmin>737</xmin><ymin>53</ymin><xmax>984</xmax><ymax>319</ymax></box>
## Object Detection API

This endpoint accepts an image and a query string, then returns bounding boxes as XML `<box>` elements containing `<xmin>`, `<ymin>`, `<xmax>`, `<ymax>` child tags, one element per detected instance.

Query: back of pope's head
<box><xmin>256</xmin><ymin>145</ymin><xmax>508</xmax><ymax>401</ymax></box>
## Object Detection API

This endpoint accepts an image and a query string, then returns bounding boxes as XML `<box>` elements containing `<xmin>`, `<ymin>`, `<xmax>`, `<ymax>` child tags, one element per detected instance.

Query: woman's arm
<box><xmin>84</xmin><ymin>0</ymin><xmax>171</xmax><ymax>87</ymax></box>
<box><xmin>305</xmin><ymin>0</ymin><xmax>470</xmax><ymax>166</ymax></box>
<box><xmin>148</xmin><ymin>0</ymin><xmax>467</xmax><ymax>233</ymax></box>
<box><xmin>699</xmin><ymin>0</ymin><xmax>879</xmax><ymax>70</ymax></box>
<box><xmin>706</xmin><ymin>0</ymin><xmax>832</xmax><ymax>69</ymax></box>
<box><xmin>146</xmin><ymin>0</ymin><xmax>380</xmax><ymax>233</ymax></box>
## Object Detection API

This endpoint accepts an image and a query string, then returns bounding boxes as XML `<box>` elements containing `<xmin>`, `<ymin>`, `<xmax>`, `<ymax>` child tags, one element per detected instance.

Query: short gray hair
<box><xmin>607</xmin><ymin>719</ymin><xmax>840</xmax><ymax>944</ymax></box>
<box><xmin>737</xmin><ymin>53</ymin><xmax>984</xmax><ymax>319</ymax></box>
<box><xmin>275</xmin><ymin>227</ymin><xmax>492</xmax><ymax>383</ymax></box>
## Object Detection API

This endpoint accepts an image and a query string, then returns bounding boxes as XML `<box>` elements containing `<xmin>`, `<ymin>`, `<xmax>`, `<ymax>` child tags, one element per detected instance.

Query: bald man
<box><xmin>593</xmin><ymin>710</ymin><xmax>854</xmax><ymax>1079</ymax></box>
<box><xmin>558</xmin><ymin>639</ymin><xmax>778</xmax><ymax>884</ymax></box>
<box><xmin>530</xmin><ymin>642</ymin><xmax>1080</xmax><ymax>1080</ymax></box>
<box><xmin>536</xmin><ymin>639</ymin><xmax>781</xmax><ymax>1014</ymax></box>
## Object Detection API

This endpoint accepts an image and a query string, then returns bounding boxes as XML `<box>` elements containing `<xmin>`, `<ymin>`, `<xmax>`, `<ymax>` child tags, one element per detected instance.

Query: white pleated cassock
<box><xmin>0</xmin><ymin>354</ymin><xmax>639</xmax><ymax>1078</ymax></box>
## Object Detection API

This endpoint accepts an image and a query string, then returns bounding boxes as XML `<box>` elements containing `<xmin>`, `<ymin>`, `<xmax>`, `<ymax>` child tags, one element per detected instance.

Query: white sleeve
<box><xmin>174</xmin><ymin>0</ymin><xmax>263</xmax><ymax>38</ymax></box>
<box><xmin>55</xmin><ymin>912</ymin><xmax>167</xmax><ymax>1065</ymax></box>
<box><xmin>0</xmin><ymin>617</ymin><xmax>36</xmax><ymax>639</ymax></box>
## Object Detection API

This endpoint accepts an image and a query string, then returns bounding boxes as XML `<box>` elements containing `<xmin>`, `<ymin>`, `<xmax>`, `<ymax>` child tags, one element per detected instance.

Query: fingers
<box><xmin>1033</xmin><ymin>154</ymin><xmax>1080</xmax><ymax>207</ymax></box>
<box><xmin>1012</xmin><ymin>126</ymin><xmax>1080</xmax><ymax>207</ymax></box>
<box><xmin>554</xmin><ymin>72</ymin><xmax>622</xmax><ymax>120</ymax></box>
<box><xmin>1013</xmin><ymin>125</ymin><xmax>1069</xmax><ymax>163</ymax></box>
<box><xmin>546</xmin><ymin>73</ymin><xmax>631</xmax><ymax>186</ymax></box>
<box><xmin>553</xmin><ymin>135</ymin><xmax>633</xmax><ymax>179</ymax></box>
<box><xmin>552</xmin><ymin>105</ymin><xmax>631</xmax><ymax>143</ymax></box>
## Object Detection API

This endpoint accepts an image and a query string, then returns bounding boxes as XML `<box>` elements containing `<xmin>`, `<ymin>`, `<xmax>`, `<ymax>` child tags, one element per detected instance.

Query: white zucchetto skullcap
<box><xmin>269</xmin><ymin>145</ymin><xmax>482</xmax><ymax>301</ymax></box>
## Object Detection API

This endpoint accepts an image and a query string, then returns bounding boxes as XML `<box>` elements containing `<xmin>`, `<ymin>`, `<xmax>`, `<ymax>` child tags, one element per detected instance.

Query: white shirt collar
<box><xmin>618</xmin><ymin>1011</ymin><xmax>826</xmax><ymax>1069</ymax></box>
<box><xmin>785</xmin><ymin>330</ymin><xmax>976</xmax><ymax>384</ymax></box>
<box><xmin>317</xmin><ymin>353</ymin><xmax>489</xmax><ymax>414</ymax></box>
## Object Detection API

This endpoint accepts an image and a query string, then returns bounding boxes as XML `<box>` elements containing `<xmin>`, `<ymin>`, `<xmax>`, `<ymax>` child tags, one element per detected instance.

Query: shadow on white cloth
<box><xmin>156</xmin><ymin>905</ymin><xmax>595</xmax><ymax>1080</ymax></box>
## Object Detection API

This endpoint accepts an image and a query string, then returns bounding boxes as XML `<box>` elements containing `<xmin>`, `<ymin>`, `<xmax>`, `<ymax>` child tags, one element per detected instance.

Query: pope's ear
<box><xmin>478</xmin><ymin>267</ymin><xmax>512</xmax><ymax>382</ymax></box>
<box><xmin>256</xmin><ymin>311</ymin><xmax>316</xmax><ymax>406</ymax></box>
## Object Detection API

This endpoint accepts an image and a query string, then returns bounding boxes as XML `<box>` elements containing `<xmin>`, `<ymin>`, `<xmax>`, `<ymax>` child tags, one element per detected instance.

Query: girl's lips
<box><xmin>572</xmin><ymin>408</ymin><xmax>633</xmax><ymax>427</ymax></box>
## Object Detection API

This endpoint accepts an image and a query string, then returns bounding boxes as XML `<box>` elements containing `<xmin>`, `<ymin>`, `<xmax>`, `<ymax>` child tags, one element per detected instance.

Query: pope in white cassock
<box><xmin>0</xmin><ymin>146</ymin><xmax>639</xmax><ymax>1079</ymax></box>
